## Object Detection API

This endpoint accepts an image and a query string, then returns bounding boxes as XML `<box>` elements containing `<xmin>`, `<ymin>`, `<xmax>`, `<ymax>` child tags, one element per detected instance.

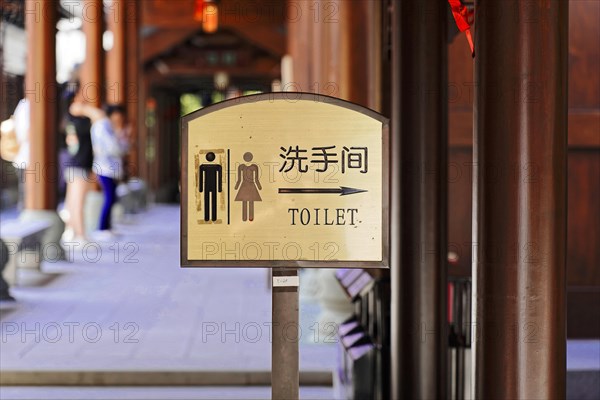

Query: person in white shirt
<box><xmin>69</xmin><ymin>102</ymin><xmax>129</xmax><ymax>238</ymax></box>
<box><xmin>12</xmin><ymin>99</ymin><xmax>30</xmax><ymax>209</ymax></box>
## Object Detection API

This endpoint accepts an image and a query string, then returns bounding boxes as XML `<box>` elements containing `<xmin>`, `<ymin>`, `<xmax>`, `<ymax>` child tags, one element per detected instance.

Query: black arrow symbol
<box><xmin>278</xmin><ymin>186</ymin><xmax>368</xmax><ymax>196</ymax></box>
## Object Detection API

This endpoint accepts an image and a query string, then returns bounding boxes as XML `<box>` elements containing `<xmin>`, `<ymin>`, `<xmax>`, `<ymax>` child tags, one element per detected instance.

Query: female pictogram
<box><xmin>234</xmin><ymin>152</ymin><xmax>262</xmax><ymax>221</ymax></box>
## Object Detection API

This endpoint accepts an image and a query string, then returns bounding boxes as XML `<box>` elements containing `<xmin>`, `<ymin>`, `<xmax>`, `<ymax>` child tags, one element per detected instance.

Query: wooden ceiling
<box><xmin>141</xmin><ymin>0</ymin><xmax>286</xmax><ymax>83</ymax></box>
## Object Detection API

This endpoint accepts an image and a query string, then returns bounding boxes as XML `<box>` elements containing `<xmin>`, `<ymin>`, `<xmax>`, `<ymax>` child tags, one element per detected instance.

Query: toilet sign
<box><xmin>181</xmin><ymin>93</ymin><xmax>389</xmax><ymax>268</ymax></box>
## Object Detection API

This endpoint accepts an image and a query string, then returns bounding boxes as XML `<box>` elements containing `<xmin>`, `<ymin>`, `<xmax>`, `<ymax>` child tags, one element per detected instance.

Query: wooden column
<box><xmin>365</xmin><ymin>0</ymin><xmax>382</xmax><ymax>112</ymax></box>
<box><xmin>391</xmin><ymin>1</ymin><xmax>448</xmax><ymax>398</ymax></box>
<box><xmin>343</xmin><ymin>0</ymin><xmax>371</xmax><ymax>108</ymax></box>
<box><xmin>389</xmin><ymin>1</ymin><xmax>401</xmax><ymax>395</ymax></box>
<box><xmin>473</xmin><ymin>1</ymin><xmax>568</xmax><ymax>398</ymax></box>
<box><xmin>286</xmin><ymin>1</ymin><xmax>309</xmax><ymax>91</ymax></box>
<box><xmin>125</xmin><ymin>0</ymin><xmax>141</xmax><ymax>174</ymax></box>
<box><xmin>309</xmin><ymin>8</ymin><xmax>322</xmax><ymax>93</ymax></box>
<box><xmin>24</xmin><ymin>0</ymin><xmax>57</xmax><ymax>210</ymax></box>
<box><xmin>106</xmin><ymin>0</ymin><xmax>126</xmax><ymax>104</ymax></box>
<box><xmin>106</xmin><ymin>0</ymin><xmax>140</xmax><ymax>175</ymax></box>
<box><xmin>81</xmin><ymin>0</ymin><xmax>104</xmax><ymax>107</ymax></box>
<box><xmin>324</xmin><ymin>0</ymin><xmax>342</xmax><ymax>98</ymax></box>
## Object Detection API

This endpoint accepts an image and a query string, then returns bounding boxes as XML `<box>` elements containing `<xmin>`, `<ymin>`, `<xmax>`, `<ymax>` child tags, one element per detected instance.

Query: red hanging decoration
<box><xmin>448</xmin><ymin>0</ymin><xmax>475</xmax><ymax>57</ymax></box>
<box><xmin>194</xmin><ymin>0</ymin><xmax>205</xmax><ymax>21</ymax></box>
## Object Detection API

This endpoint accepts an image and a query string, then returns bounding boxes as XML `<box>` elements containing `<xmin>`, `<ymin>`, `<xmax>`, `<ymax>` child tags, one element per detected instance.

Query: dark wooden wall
<box><xmin>448</xmin><ymin>1</ymin><xmax>600</xmax><ymax>338</ymax></box>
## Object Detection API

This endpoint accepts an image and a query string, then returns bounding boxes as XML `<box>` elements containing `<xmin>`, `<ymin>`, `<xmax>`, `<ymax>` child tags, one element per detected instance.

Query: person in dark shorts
<box><xmin>62</xmin><ymin>86</ymin><xmax>94</xmax><ymax>243</ymax></box>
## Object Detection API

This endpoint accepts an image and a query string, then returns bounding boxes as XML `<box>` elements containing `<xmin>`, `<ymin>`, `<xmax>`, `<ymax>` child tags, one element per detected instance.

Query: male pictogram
<box><xmin>199</xmin><ymin>152</ymin><xmax>222</xmax><ymax>222</ymax></box>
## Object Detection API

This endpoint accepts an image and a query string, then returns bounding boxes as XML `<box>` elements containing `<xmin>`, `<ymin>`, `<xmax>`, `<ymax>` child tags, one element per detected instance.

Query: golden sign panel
<box><xmin>181</xmin><ymin>93</ymin><xmax>389</xmax><ymax>268</ymax></box>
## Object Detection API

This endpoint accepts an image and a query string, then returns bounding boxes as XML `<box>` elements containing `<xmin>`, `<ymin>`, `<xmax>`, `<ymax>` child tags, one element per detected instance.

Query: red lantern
<box><xmin>194</xmin><ymin>0</ymin><xmax>204</xmax><ymax>22</ymax></box>
<box><xmin>202</xmin><ymin>0</ymin><xmax>219</xmax><ymax>33</ymax></box>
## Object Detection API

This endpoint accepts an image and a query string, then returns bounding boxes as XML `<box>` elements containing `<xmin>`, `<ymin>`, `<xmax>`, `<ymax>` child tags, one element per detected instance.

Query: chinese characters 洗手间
<box><xmin>279</xmin><ymin>145</ymin><xmax>368</xmax><ymax>174</ymax></box>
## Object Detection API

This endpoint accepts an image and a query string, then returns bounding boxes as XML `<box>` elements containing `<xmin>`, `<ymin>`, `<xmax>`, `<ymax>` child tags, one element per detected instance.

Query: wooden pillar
<box><xmin>309</xmin><ymin>7</ymin><xmax>322</xmax><ymax>93</ymax></box>
<box><xmin>365</xmin><ymin>0</ymin><xmax>382</xmax><ymax>112</ymax></box>
<box><xmin>473</xmin><ymin>1</ymin><xmax>568</xmax><ymax>398</ymax></box>
<box><xmin>287</xmin><ymin>0</ymin><xmax>377</xmax><ymax>105</ymax></box>
<box><xmin>106</xmin><ymin>0</ymin><xmax>126</xmax><ymax>104</ymax></box>
<box><xmin>125</xmin><ymin>0</ymin><xmax>141</xmax><ymax>174</ymax></box>
<box><xmin>324</xmin><ymin>0</ymin><xmax>342</xmax><ymax>98</ymax></box>
<box><xmin>390</xmin><ymin>1</ymin><xmax>401</xmax><ymax>394</ymax></box>
<box><xmin>343</xmin><ymin>0</ymin><xmax>370</xmax><ymax>108</ymax></box>
<box><xmin>126</xmin><ymin>0</ymin><xmax>145</xmax><ymax>176</ymax></box>
<box><xmin>24</xmin><ymin>0</ymin><xmax>57</xmax><ymax>210</ymax></box>
<box><xmin>286</xmin><ymin>1</ymin><xmax>309</xmax><ymax>91</ymax></box>
<box><xmin>106</xmin><ymin>0</ymin><xmax>140</xmax><ymax>175</ymax></box>
<box><xmin>391</xmin><ymin>1</ymin><xmax>448</xmax><ymax>398</ymax></box>
<box><xmin>81</xmin><ymin>0</ymin><xmax>104</xmax><ymax>107</ymax></box>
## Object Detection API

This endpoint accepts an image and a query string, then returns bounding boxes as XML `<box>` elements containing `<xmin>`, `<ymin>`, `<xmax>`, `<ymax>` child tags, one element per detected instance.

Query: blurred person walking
<box><xmin>0</xmin><ymin>98</ymin><xmax>30</xmax><ymax>209</ymax></box>
<box><xmin>0</xmin><ymin>239</ymin><xmax>14</xmax><ymax>301</ymax></box>
<box><xmin>70</xmin><ymin>102</ymin><xmax>129</xmax><ymax>240</ymax></box>
<box><xmin>12</xmin><ymin>99</ymin><xmax>30</xmax><ymax>209</ymax></box>
<box><xmin>61</xmin><ymin>87</ymin><xmax>94</xmax><ymax>244</ymax></box>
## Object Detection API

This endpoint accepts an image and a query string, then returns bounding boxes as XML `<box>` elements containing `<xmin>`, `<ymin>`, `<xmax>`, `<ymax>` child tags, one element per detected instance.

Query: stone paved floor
<box><xmin>0</xmin><ymin>205</ymin><xmax>336</xmax><ymax>374</ymax></box>
<box><xmin>2</xmin><ymin>205</ymin><xmax>597</xmax><ymax>399</ymax></box>
<box><xmin>0</xmin><ymin>386</ymin><xmax>334</xmax><ymax>400</ymax></box>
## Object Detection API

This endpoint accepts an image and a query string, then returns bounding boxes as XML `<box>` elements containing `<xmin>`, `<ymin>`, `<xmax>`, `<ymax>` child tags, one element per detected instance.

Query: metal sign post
<box><xmin>271</xmin><ymin>269</ymin><xmax>299</xmax><ymax>399</ymax></box>
<box><xmin>180</xmin><ymin>93</ymin><xmax>389</xmax><ymax>399</ymax></box>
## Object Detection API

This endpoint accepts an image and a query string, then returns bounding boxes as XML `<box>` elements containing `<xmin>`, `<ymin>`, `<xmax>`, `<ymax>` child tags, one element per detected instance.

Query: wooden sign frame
<box><xmin>180</xmin><ymin>93</ymin><xmax>390</xmax><ymax>268</ymax></box>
